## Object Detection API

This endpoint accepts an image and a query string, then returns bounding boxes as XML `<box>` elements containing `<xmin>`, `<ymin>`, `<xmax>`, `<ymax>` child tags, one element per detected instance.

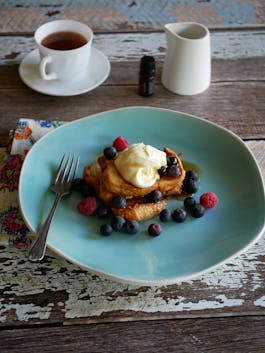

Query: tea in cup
<box><xmin>34</xmin><ymin>20</ymin><xmax>93</xmax><ymax>81</ymax></box>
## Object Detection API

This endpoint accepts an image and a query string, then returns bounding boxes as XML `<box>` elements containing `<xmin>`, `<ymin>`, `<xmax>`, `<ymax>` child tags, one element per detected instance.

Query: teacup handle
<box><xmin>39</xmin><ymin>56</ymin><xmax>58</xmax><ymax>80</ymax></box>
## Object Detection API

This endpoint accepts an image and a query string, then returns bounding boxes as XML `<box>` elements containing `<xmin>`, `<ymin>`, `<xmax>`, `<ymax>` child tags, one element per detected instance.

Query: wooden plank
<box><xmin>0</xmin><ymin>82</ymin><xmax>264</xmax><ymax>141</ymax></box>
<box><xmin>1</xmin><ymin>30</ymin><xmax>265</xmax><ymax>66</ymax></box>
<box><xmin>1</xmin><ymin>316</ymin><xmax>265</xmax><ymax>353</ymax></box>
<box><xmin>0</xmin><ymin>142</ymin><xmax>264</xmax><ymax>327</ymax></box>
<box><xmin>1</xmin><ymin>58</ymin><xmax>265</xmax><ymax>88</ymax></box>
<box><xmin>1</xmin><ymin>0</ymin><xmax>265</xmax><ymax>34</ymax></box>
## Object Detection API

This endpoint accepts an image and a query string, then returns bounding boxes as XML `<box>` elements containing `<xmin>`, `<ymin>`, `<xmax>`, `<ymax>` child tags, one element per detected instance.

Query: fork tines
<box><xmin>55</xmin><ymin>154</ymin><xmax>79</xmax><ymax>185</ymax></box>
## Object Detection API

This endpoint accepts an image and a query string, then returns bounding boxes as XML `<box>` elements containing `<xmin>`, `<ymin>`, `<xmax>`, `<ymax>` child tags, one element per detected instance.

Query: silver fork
<box><xmin>27</xmin><ymin>154</ymin><xmax>79</xmax><ymax>261</ymax></box>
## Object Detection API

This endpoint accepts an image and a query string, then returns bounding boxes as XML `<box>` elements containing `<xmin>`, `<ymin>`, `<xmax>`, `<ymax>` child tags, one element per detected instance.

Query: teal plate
<box><xmin>19</xmin><ymin>107</ymin><xmax>265</xmax><ymax>285</ymax></box>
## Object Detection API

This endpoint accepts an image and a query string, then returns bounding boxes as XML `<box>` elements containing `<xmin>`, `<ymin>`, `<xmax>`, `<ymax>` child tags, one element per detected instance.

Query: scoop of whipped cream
<box><xmin>114</xmin><ymin>143</ymin><xmax>167</xmax><ymax>188</ymax></box>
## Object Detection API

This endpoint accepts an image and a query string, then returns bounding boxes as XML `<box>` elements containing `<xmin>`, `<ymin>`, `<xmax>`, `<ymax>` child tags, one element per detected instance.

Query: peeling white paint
<box><xmin>0</xmin><ymin>303</ymin><xmax>52</xmax><ymax>322</ymax></box>
<box><xmin>65</xmin><ymin>292</ymin><xmax>244</xmax><ymax>318</ymax></box>
<box><xmin>254</xmin><ymin>296</ymin><xmax>265</xmax><ymax>308</ymax></box>
<box><xmin>0</xmin><ymin>232</ymin><xmax>265</xmax><ymax>322</ymax></box>
<box><xmin>1</xmin><ymin>30</ymin><xmax>265</xmax><ymax>65</ymax></box>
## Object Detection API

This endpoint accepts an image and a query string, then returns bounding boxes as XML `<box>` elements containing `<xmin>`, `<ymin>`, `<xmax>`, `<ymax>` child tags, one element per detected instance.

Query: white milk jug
<box><xmin>161</xmin><ymin>22</ymin><xmax>211</xmax><ymax>95</ymax></box>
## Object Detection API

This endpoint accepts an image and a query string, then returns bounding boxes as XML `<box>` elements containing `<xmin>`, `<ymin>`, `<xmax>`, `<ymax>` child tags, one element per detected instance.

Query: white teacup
<box><xmin>35</xmin><ymin>20</ymin><xmax>93</xmax><ymax>81</ymax></box>
<box><xmin>162</xmin><ymin>22</ymin><xmax>211</xmax><ymax>95</ymax></box>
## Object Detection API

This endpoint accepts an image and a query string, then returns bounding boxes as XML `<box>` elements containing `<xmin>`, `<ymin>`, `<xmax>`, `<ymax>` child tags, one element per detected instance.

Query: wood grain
<box><xmin>1</xmin><ymin>316</ymin><xmax>265</xmax><ymax>353</ymax></box>
<box><xmin>1</xmin><ymin>0</ymin><xmax>265</xmax><ymax>34</ymax></box>
<box><xmin>1</xmin><ymin>30</ymin><xmax>265</xmax><ymax>65</ymax></box>
<box><xmin>1</xmin><ymin>1</ymin><xmax>265</xmax><ymax>349</ymax></box>
<box><xmin>1</xmin><ymin>58</ymin><xmax>265</xmax><ymax>88</ymax></box>
<box><xmin>0</xmin><ymin>80</ymin><xmax>264</xmax><ymax>141</ymax></box>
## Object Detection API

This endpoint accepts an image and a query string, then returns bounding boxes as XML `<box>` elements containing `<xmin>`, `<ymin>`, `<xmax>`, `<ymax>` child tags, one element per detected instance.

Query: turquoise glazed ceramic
<box><xmin>19</xmin><ymin>107</ymin><xmax>265</xmax><ymax>285</ymax></box>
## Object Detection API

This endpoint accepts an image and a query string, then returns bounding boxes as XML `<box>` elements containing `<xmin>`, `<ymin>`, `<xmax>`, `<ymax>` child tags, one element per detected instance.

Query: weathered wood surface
<box><xmin>1</xmin><ymin>1</ymin><xmax>265</xmax><ymax>351</ymax></box>
<box><xmin>0</xmin><ymin>60</ymin><xmax>265</xmax><ymax>140</ymax></box>
<box><xmin>2</xmin><ymin>30</ymin><xmax>265</xmax><ymax>66</ymax></box>
<box><xmin>1</xmin><ymin>0</ymin><xmax>265</xmax><ymax>34</ymax></box>
<box><xmin>0</xmin><ymin>31</ymin><xmax>265</xmax><ymax>143</ymax></box>
<box><xmin>1</xmin><ymin>316</ymin><xmax>265</xmax><ymax>353</ymax></box>
<box><xmin>0</xmin><ymin>141</ymin><xmax>264</xmax><ymax>328</ymax></box>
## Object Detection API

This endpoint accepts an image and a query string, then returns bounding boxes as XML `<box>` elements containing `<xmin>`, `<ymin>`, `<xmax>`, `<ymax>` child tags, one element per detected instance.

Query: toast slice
<box><xmin>111</xmin><ymin>198</ymin><xmax>167</xmax><ymax>221</ymax></box>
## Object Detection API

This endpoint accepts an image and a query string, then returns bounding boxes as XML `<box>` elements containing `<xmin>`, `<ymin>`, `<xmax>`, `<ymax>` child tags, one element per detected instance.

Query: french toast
<box><xmin>83</xmin><ymin>146</ymin><xmax>186</xmax><ymax>221</ymax></box>
<box><xmin>111</xmin><ymin>198</ymin><xmax>167</xmax><ymax>221</ymax></box>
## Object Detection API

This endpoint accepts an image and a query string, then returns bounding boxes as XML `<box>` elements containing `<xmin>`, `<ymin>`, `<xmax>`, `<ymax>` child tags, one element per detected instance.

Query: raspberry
<box><xmin>200</xmin><ymin>192</ymin><xmax>219</xmax><ymax>209</ymax></box>
<box><xmin>113</xmin><ymin>136</ymin><xmax>129</xmax><ymax>151</ymax></box>
<box><xmin>77</xmin><ymin>197</ymin><xmax>97</xmax><ymax>216</ymax></box>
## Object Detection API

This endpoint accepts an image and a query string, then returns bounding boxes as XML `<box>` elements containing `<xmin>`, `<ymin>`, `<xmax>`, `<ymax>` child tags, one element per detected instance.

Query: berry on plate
<box><xmin>172</xmin><ymin>207</ymin><xmax>187</xmax><ymax>222</ymax></box>
<box><xmin>200</xmin><ymin>192</ymin><xmax>219</xmax><ymax>209</ymax></box>
<box><xmin>77</xmin><ymin>197</ymin><xmax>97</xmax><ymax>216</ymax></box>
<box><xmin>183</xmin><ymin>179</ymin><xmax>199</xmax><ymax>194</ymax></box>
<box><xmin>100</xmin><ymin>224</ymin><xmax>113</xmax><ymax>236</ymax></box>
<box><xmin>184</xmin><ymin>196</ymin><xmax>196</xmax><ymax>210</ymax></box>
<box><xmin>185</xmin><ymin>170</ymin><xmax>199</xmax><ymax>182</ymax></box>
<box><xmin>103</xmin><ymin>146</ymin><xmax>117</xmax><ymax>160</ymax></box>
<box><xmin>123</xmin><ymin>220</ymin><xmax>140</xmax><ymax>234</ymax></box>
<box><xmin>96</xmin><ymin>204</ymin><xmax>110</xmax><ymax>218</ymax></box>
<box><xmin>145</xmin><ymin>190</ymin><xmax>162</xmax><ymax>203</ymax></box>
<box><xmin>113</xmin><ymin>136</ymin><xmax>129</xmax><ymax>151</ymax></box>
<box><xmin>111</xmin><ymin>215</ymin><xmax>126</xmax><ymax>231</ymax></box>
<box><xmin>159</xmin><ymin>208</ymin><xmax>171</xmax><ymax>222</ymax></box>
<box><xmin>111</xmin><ymin>195</ymin><xmax>126</xmax><ymax>209</ymax></box>
<box><xmin>191</xmin><ymin>203</ymin><xmax>205</xmax><ymax>218</ymax></box>
<box><xmin>148</xmin><ymin>223</ymin><xmax>162</xmax><ymax>236</ymax></box>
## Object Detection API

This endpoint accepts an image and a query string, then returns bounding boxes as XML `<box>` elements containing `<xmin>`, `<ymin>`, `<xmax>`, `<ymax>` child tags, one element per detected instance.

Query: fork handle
<box><xmin>27</xmin><ymin>194</ymin><xmax>62</xmax><ymax>261</ymax></box>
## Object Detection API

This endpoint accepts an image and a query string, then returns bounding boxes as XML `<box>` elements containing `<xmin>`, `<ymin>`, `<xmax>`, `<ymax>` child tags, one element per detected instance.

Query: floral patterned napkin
<box><xmin>0</xmin><ymin>118</ymin><xmax>64</xmax><ymax>246</ymax></box>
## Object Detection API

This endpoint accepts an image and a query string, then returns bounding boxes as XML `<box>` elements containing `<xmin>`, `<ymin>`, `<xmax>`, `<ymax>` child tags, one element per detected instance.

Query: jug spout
<box><xmin>164</xmin><ymin>23</ymin><xmax>178</xmax><ymax>37</ymax></box>
<box><xmin>164</xmin><ymin>22</ymin><xmax>210</xmax><ymax>41</ymax></box>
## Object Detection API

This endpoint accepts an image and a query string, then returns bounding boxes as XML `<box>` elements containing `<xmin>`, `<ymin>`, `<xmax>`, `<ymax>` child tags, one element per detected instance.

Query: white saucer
<box><xmin>19</xmin><ymin>47</ymin><xmax>111</xmax><ymax>96</ymax></box>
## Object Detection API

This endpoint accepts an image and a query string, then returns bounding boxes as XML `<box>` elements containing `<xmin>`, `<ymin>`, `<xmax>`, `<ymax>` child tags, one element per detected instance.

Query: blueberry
<box><xmin>145</xmin><ymin>190</ymin><xmax>162</xmax><ymax>203</ymax></box>
<box><xmin>96</xmin><ymin>205</ymin><xmax>110</xmax><ymax>218</ymax></box>
<box><xmin>103</xmin><ymin>146</ymin><xmax>117</xmax><ymax>160</ymax></box>
<box><xmin>148</xmin><ymin>223</ymin><xmax>162</xmax><ymax>236</ymax></box>
<box><xmin>191</xmin><ymin>204</ymin><xmax>205</xmax><ymax>218</ymax></box>
<box><xmin>183</xmin><ymin>179</ymin><xmax>199</xmax><ymax>194</ymax></box>
<box><xmin>81</xmin><ymin>183</ymin><xmax>96</xmax><ymax>197</ymax></box>
<box><xmin>123</xmin><ymin>220</ymin><xmax>140</xmax><ymax>234</ymax></box>
<box><xmin>111</xmin><ymin>215</ymin><xmax>126</xmax><ymax>231</ymax></box>
<box><xmin>71</xmin><ymin>178</ymin><xmax>85</xmax><ymax>192</ymax></box>
<box><xmin>111</xmin><ymin>195</ymin><xmax>126</xmax><ymax>209</ymax></box>
<box><xmin>184</xmin><ymin>196</ymin><xmax>196</xmax><ymax>210</ymax></box>
<box><xmin>167</xmin><ymin>156</ymin><xmax>178</xmax><ymax>166</ymax></box>
<box><xmin>71</xmin><ymin>178</ymin><xmax>95</xmax><ymax>197</ymax></box>
<box><xmin>159</xmin><ymin>208</ymin><xmax>171</xmax><ymax>222</ymax></box>
<box><xmin>167</xmin><ymin>165</ymin><xmax>180</xmax><ymax>178</ymax></box>
<box><xmin>172</xmin><ymin>208</ymin><xmax>187</xmax><ymax>222</ymax></box>
<box><xmin>158</xmin><ymin>165</ymin><xmax>168</xmax><ymax>176</ymax></box>
<box><xmin>185</xmin><ymin>170</ymin><xmax>199</xmax><ymax>182</ymax></box>
<box><xmin>100</xmin><ymin>224</ymin><xmax>113</xmax><ymax>236</ymax></box>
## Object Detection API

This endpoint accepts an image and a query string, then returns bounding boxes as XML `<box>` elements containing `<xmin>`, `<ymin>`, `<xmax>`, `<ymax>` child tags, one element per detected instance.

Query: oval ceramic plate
<box><xmin>19</xmin><ymin>107</ymin><xmax>265</xmax><ymax>285</ymax></box>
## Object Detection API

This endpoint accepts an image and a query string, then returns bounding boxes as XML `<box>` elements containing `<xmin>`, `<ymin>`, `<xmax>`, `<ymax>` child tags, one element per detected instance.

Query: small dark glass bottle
<box><xmin>139</xmin><ymin>56</ymin><xmax>156</xmax><ymax>97</ymax></box>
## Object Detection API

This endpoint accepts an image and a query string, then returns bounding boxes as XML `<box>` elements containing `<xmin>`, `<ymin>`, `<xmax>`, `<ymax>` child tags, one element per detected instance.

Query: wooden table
<box><xmin>0</xmin><ymin>1</ymin><xmax>265</xmax><ymax>352</ymax></box>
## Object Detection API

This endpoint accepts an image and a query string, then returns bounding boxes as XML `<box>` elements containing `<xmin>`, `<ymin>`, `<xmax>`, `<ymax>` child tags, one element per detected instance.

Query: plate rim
<box><xmin>19</xmin><ymin>106</ymin><xmax>265</xmax><ymax>285</ymax></box>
